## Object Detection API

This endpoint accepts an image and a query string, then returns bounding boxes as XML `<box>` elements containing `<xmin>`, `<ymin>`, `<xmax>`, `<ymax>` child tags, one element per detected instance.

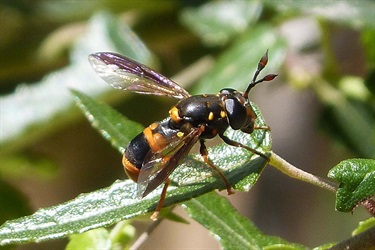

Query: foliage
<box><xmin>0</xmin><ymin>0</ymin><xmax>374</xmax><ymax>249</ymax></box>
<box><xmin>328</xmin><ymin>159</ymin><xmax>375</xmax><ymax>212</ymax></box>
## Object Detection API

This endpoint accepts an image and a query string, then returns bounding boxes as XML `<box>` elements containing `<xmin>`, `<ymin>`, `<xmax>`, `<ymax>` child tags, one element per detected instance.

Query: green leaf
<box><xmin>264</xmin><ymin>0</ymin><xmax>375</xmax><ymax>30</ymax></box>
<box><xmin>109</xmin><ymin>221</ymin><xmax>136</xmax><ymax>250</ymax></box>
<box><xmin>0</xmin><ymin>12</ymin><xmax>152</xmax><ymax>154</ymax></box>
<box><xmin>317</xmin><ymin>80</ymin><xmax>375</xmax><ymax>158</ymax></box>
<box><xmin>190</xmin><ymin>24</ymin><xmax>286</xmax><ymax>95</ymax></box>
<box><xmin>328</xmin><ymin>159</ymin><xmax>375</xmax><ymax>212</ymax></box>
<box><xmin>312</xmin><ymin>243</ymin><xmax>336</xmax><ymax>250</ymax></box>
<box><xmin>313</xmin><ymin>219</ymin><xmax>375</xmax><ymax>250</ymax></box>
<box><xmin>0</xmin><ymin>180</ymin><xmax>135</xmax><ymax>245</ymax></box>
<box><xmin>71</xmin><ymin>86</ymin><xmax>272</xmax><ymax>192</ymax></box>
<box><xmin>180</xmin><ymin>0</ymin><xmax>262</xmax><ymax>46</ymax></box>
<box><xmin>71</xmin><ymin>89</ymin><xmax>144</xmax><ymax>154</ymax></box>
<box><xmin>183</xmin><ymin>192</ymin><xmax>306</xmax><ymax>250</ymax></box>
<box><xmin>0</xmin><ymin>89</ymin><xmax>271</xmax><ymax>245</ymax></box>
<box><xmin>0</xmin><ymin>153</ymin><xmax>57</xmax><ymax>179</ymax></box>
<box><xmin>67</xmin><ymin>228</ymin><xmax>111</xmax><ymax>250</ymax></box>
<box><xmin>362</xmin><ymin>30</ymin><xmax>375</xmax><ymax>71</ymax></box>
<box><xmin>352</xmin><ymin>217</ymin><xmax>375</xmax><ymax>236</ymax></box>
<box><xmin>66</xmin><ymin>217</ymin><xmax>136</xmax><ymax>249</ymax></box>
<box><xmin>159</xmin><ymin>209</ymin><xmax>189</xmax><ymax>224</ymax></box>
<box><xmin>0</xmin><ymin>181</ymin><xmax>31</xmax><ymax>225</ymax></box>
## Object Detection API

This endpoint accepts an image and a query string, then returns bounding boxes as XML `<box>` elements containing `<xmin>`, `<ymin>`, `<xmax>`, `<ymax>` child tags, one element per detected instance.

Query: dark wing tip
<box><xmin>88</xmin><ymin>52</ymin><xmax>123</xmax><ymax>65</ymax></box>
<box><xmin>88</xmin><ymin>52</ymin><xmax>106</xmax><ymax>60</ymax></box>
<box><xmin>88</xmin><ymin>52</ymin><xmax>105</xmax><ymax>67</ymax></box>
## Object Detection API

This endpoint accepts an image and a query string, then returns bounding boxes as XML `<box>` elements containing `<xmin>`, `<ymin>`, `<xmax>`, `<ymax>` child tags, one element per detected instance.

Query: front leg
<box><xmin>199</xmin><ymin>139</ymin><xmax>234</xmax><ymax>195</ymax></box>
<box><xmin>254</xmin><ymin>125</ymin><xmax>270</xmax><ymax>131</ymax></box>
<box><xmin>219</xmin><ymin>134</ymin><xmax>269</xmax><ymax>160</ymax></box>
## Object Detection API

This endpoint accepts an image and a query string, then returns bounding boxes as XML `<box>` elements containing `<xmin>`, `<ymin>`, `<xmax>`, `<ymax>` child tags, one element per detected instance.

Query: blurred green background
<box><xmin>0</xmin><ymin>0</ymin><xmax>374</xmax><ymax>249</ymax></box>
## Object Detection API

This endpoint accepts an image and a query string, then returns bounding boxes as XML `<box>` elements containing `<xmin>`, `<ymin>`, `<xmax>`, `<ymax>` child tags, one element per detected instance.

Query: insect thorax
<box><xmin>170</xmin><ymin>95</ymin><xmax>230</xmax><ymax>139</ymax></box>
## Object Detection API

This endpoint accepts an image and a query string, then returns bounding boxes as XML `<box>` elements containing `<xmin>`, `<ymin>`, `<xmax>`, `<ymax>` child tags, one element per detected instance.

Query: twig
<box><xmin>329</xmin><ymin>226</ymin><xmax>375</xmax><ymax>250</ymax></box>
<box><xmin>269</xmin><ymin>151</ymin><xmax>338</xmax><ymax>192</ymax></box>
<box><xmin>361</xmin><ymin>199</ymin><xmax>375</xmax><ymax>217</ymax></box>
<box><xmin>129</xmin><ymin>218</ymin><xmax>163</xmax><ymax>250</ymax></box>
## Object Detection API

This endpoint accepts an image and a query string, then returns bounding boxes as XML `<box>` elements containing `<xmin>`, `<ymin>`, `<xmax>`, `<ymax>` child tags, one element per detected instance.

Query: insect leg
<box><xmin>199</xmin><ymin>139</ymin><xmax>234</xmax><ymax>195</ymax></box>
<box><xmin>150</xmin><ymin>178</ymin><xmax>170</xmax><ymax>221</ymax></box>
<box><xmin>253</xmin><ymin>125</ymin><xmax>270</xmax><ymax>131</ymax></box>
<box><xmin>219</xmin><ymin>134</ymin><xmax>270</xmax><ymax>160</ymax></box>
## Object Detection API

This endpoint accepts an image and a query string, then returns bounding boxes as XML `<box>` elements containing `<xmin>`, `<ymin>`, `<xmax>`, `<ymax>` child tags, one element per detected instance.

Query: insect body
<box><xmin>89</xmin><ymin>51</ymin><xmax>277</xmax><ymax>220</ymax></box>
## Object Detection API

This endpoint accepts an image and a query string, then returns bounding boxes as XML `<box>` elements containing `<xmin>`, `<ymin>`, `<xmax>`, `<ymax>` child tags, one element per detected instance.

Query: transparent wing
<box><xmin>88</xmin><ymin>52</ymin><xmax>190</xmax><ymax>99</ymax></box>
<box><xmin>137</xmin><ymin>127</ymin><xmax>202</xmax><ymax>198</ymax></box>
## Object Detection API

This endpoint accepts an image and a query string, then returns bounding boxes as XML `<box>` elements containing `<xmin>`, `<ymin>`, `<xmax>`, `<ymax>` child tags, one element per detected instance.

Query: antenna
<box><xmin>243</xmin><ymin>50</ymin><xmax>277</xmax><ymax>99</ymax></box>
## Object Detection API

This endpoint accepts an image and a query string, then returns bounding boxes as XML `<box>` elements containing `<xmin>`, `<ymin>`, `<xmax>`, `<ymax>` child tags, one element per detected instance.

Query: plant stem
<box><xmin>269</xmin><ymin>151</ymin><xmax>338</xmax><ymax>192</ymax></box>
<box><xmin>129</xmin><ymin>217</ymin><xmax>163</xmax><ymax>249</ymax></box>
<box><xmin>329</xmin><ymin>226</ymin><xmax>375</xmax><ymax>250</ymax></box>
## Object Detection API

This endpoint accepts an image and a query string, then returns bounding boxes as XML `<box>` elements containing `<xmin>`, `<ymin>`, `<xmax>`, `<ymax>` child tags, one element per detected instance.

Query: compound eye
<box><xmin>224</xmin><ymin>98</ymin><xmax>247</xmax><ymax>130</ymax></box>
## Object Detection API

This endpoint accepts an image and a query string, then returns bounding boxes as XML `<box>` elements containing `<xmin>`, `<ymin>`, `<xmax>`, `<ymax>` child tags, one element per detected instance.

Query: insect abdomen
<box><xmin>122</xmin><ymin>118</ymin><xmax>179</xmax><ymax>182</ymax></box>
<box><xmin>123</xmin><ymin>132</ymin><xmax>150</xmax><ymax>182</ymax></box>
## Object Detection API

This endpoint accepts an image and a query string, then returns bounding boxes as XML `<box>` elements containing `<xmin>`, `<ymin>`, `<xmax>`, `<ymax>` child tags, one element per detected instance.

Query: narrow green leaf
<box><xmin>183</xmin><ymin>192</ymin><xmax>306</xmax><ymax>250</ymax></box>
<box><xmin>264</xmin><ymin>0</ymin><xmax>375</xmax><ymax>29</ymax></box>
<box><xmin>320</xmin><ymin>90</ymin><xmax>375</xmax><ymax>158</ymax></box>
<box><xmin>0</xmin><ymin>181</ymin><xmax>31</xmax><ymax>225</ymax></box>
<box><xmin>352</xmin><ymin>218</ymin><xmax>375</xmax><ymax>236</ymax></box>
<box><xmin>159</xmin><ymin>209</ymin><xmax>189</xmax><ymax>224</ymax></box>
<box><xmin>0</xmin><ymin>12</ymin><xmax>152</xmax><ymax>153</ymax></box>
<box><xmin>67</xmin><ymin>228</ymin><xmax>111</xmax><ymax>250</ymax></box>
<box><xmin>72</xmin><ymin>87</ymin><xmax>271</xmax><ymax>193</ymax></box>
<box><xmin>0</xmin><ymin>89</ymin><xmax>271</xmax><ymax>245</ymax></box>
<box><xmin>0</xmin><ymin>153</ymin><xmax>57</xmax><ymax>179</ymax></box>
<box><xmin>180</xmin><ymin>1</ymin><xmax>262</xmax><ymax>46</ymax></box>
<box><xmin>71</xmin><ymin>89</ymin><xmax>144</xmax><ymax>154</ymax></box>
<box><xmin>327</xmin><ymin>221</ymin><xmax>375</xmax><ymax>250</ymax></box>
<box><xmin>362</xmin><ymin>30</ymin><xmax>375</xmax><ymax>74</ymax></box>
<box><xmin>109</xmin><ymin>221</ymin><xmax>136</xmax><ymax>250</ymax></box>
<box><xmin>328</xmin><ymin>159</ymin><xmax>375</xmax><ymax>212</ymax></box>
<box><xmin>190</xmin><ymin>24</ymin><xmax>286</xmax><ymax>95</ymax></box>
<box><xmin>0</xmin><ymin>159</ymin><xmax>267</xmax><ymax>246</ymax></box>
<box><xmin>0</xmin><ymin>180</ymin><xmax>131</xmax><ymax>245</ymax></box>
<box><xmin>312</xmin><ymin>243</ymin><xmax>336</xmax><ymax>250</ymax></box>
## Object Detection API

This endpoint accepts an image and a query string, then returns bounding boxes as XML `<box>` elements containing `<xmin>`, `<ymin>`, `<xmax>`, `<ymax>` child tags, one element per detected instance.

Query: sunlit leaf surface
<box><xmin>0</xmin><ymin>12</ymin><xmax>152</xmax><ymax>152</ymax></box>
<box><xmin>183</xmin><ymin>192</ymin><xmax>306</xmax><ymax>250</ymax></box>
<box><xmin>0</xmin><ymin>89</ymin><xmax>271</xmax><ymax>245</ymax></box>
<box><xmin>328</xmin><ymin>159</ymin><xmax>375</xmax><ymax>212</ymax></box>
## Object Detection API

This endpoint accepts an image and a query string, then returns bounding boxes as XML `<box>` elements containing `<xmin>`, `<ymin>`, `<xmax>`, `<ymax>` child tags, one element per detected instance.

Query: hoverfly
<box><xmin>88</xmin><ymin>51</ymin><xmax>276</xmax><ymax>220</ymax></box>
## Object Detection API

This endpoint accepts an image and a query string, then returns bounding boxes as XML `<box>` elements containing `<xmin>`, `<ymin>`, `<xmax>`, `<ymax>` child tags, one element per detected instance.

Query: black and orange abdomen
<box><xmin>122</xmin><ymin>132</ymin><xmax>149</xmax><ymax>182</ymax></box>
<box><xmin>122</xmin><ymin>118</ymin><xmax>179</xmax><ymax>182</ymax></box>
